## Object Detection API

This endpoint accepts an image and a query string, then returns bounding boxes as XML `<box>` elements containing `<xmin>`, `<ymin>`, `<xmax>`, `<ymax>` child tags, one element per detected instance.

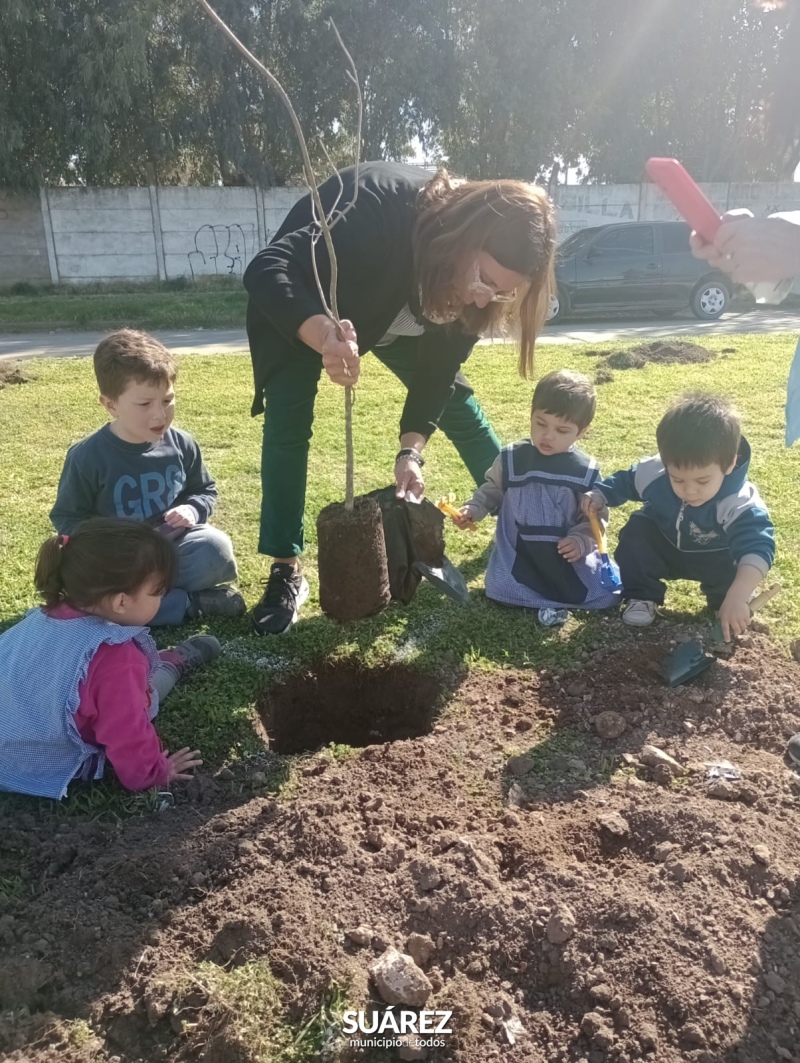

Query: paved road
<box><xmin>2</xmin><ymin>308</ymin><xmax>799</xmax><ymax>362</ymax></box>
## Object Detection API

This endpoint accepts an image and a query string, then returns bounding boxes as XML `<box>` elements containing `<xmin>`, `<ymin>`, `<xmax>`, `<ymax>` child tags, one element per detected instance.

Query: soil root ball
<box><xmin>317</xmin><ymin>496</ymin><xmax>390</xmax><ymax>621</ymax></box>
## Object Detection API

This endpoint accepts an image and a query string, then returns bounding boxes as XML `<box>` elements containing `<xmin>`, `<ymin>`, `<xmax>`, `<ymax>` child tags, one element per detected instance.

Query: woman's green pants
<box><xmin>258</xmin><ymin>336</ymin><xmax>501</xmax><ymax>558</ymax></box>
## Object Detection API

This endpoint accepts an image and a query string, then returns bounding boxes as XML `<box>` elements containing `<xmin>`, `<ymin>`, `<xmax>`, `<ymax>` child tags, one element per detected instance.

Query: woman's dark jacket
<box><xmin>243</xmin><ymin>161</ymin><xmax>478</xmax><ymax>438</ymax></box>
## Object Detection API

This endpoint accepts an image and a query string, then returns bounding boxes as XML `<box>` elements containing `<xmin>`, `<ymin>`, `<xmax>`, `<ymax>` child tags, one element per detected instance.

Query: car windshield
<box><xmin>558</xmin><ymin>229</ymin><xmax>597</xmax><ymax>256</ymax></box>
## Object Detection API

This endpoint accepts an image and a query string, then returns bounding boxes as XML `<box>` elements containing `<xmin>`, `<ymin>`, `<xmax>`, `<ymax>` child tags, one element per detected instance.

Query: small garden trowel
<box><xmin>664</xmin><ymin>583</ymin><xmax>780</xmax><ymax>687</ymax></box>
<box><xmin>587</xmin><ymin>509</ymin><xmax>622</xmax><ymax>591</ymax></box>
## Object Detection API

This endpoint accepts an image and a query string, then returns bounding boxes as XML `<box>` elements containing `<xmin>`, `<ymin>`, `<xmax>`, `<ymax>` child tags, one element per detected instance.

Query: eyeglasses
<box><xmin>467</xmin><ymin>259</ymin><xmax>517</xmax><ymax>303</ymax></box>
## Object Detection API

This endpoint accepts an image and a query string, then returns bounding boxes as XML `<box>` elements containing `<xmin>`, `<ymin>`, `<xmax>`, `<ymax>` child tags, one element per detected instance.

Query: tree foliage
<box><xmin>0</xmin><ymin>0</ymin><xmax>793</xmax><ymax>188</ymax></box>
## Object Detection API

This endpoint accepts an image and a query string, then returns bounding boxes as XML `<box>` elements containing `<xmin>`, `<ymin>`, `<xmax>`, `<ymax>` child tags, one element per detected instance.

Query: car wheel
<box><xmin>546</xmin><ymin>286</ymin><xmax>569</xmax><ymax>324</ymax></box>
<box><xmin>690</xmin><ymin>278</ymin><xmax>729</xmax><ymax>320</ymax></box>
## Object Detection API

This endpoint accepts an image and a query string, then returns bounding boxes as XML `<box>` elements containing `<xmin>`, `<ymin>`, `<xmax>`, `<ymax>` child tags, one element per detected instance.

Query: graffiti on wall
<box><xmin>187</xmin><ymin>223</ymin><xmax>258</xmax><ymax>278</ymax></box>
<box><xmin>554</xmin><ymin>191</ymin><xmax>637</xmax><ymax>238</ymax></box>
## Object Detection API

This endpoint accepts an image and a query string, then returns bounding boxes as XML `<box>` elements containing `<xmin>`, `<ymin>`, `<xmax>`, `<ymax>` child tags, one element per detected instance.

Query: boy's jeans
<box><xmin>150</xmin><ymin>525</ymin><xmax>238</xmax><ymax>626</ymax></box>
<box><xmin>616</xmin><ymin>510</ymin><xmax>736</xmax><ymax>610</ymax></box>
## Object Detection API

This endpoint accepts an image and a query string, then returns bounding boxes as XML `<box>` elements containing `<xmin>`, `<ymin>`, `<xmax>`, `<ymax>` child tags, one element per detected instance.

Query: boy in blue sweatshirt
<box><xmin>51</xmin><ymin>329</ymin><xmax>245</xmax><ymax>626</ymax></box>
<box><xmin>583</xmin><ymin>393</ymin><xmax>774</xmax><ymax>641</ymax></box>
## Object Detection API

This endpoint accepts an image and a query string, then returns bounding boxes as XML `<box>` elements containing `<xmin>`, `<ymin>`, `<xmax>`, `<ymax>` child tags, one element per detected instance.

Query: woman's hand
<box><xmin>691</xmin><ymin>209</ymin><xmax>800</xmax><ymax>283</ymax></box>
<box><xmin>394</xmin><ymin>455</ymin><xmax>425</xmax><ymax>500</ymax></box>
<box><xmin>319</xmin><ymin>318</ymin><xmax>361</xmax><ymax>386</ymax></box>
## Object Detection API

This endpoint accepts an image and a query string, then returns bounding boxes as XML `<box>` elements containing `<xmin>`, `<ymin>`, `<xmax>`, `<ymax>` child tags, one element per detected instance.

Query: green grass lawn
<box><xmin>0</xmin><ymin>281</ymin><xmax>246</xmax><ymax>332</ymax></box>
<box><xmin>1</xmin><ymin>334</ymin><xmax>798</xmax><ymax>811</ymax></box>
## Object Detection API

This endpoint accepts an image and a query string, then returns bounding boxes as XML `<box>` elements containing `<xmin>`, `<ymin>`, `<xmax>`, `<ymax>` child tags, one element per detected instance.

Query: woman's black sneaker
<box><xmin>251</xmin><ymin>563</ymin><xmax>309</xmax><ymax>635</ymax></box>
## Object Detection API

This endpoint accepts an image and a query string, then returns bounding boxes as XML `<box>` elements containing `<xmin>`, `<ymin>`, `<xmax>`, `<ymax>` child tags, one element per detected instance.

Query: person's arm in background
<box><xmin>691</xmin><ymin>209</ymin><xmax>800</xmax><ymax>283</ymax></box>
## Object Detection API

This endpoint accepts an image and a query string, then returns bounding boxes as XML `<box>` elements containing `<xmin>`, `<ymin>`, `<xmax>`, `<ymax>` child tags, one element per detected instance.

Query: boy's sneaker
<box><xmin>174</xmin><ymin>635</ymin><xmax>222</xmax><ymax>673</ymax></box>
<box><xmin>188</xmin><ymin>586</ymin><xmax>246</xmax><ymax>618</ymax></box>
<box><xmin>622</xmin><ymin>599</ymin><xmax>658</xmax><ymax>627</ymax></box>
<box><xmin>786</xmin><ymin>733</ymin><xmax>800</xmax><ymax>769</ymax></box>
<box><xmin>252</xmin><ymin>563</ymin><xmax>309</xmax><ymax>636</ymax></box>
<box><xmin>538</xmin><ymin>607</ymin><xmax>569</xmax><ymax>627</ymax></box>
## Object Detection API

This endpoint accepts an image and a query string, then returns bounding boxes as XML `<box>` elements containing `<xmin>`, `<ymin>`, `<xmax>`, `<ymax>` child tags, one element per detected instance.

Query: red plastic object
<box><xmin>645</xmin><ymin>158</ymin><xmax>721</xmax><ymax>244</ymax></box>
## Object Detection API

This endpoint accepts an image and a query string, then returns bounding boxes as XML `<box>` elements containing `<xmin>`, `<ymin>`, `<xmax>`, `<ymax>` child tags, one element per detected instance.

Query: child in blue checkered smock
<box><xmin>0</xmin><ymin>518</ymin><xmax>220</xmax><ymax>800</ymax></box>
<box><xmin>451</xmin><ymin>370</ymin><xmax>621</xmax><ymax>626</ymax></box>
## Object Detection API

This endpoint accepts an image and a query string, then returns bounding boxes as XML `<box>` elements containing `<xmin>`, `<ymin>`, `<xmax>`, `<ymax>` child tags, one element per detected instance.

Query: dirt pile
<box><xmin>0</xmin><ymin>628</ymin><xmax>799</xmax><ymax>1062</ymax></box>
<box><xmin>0</xmin><ymin>361</ymin><xmax>32</xmax><ymax>390</ymax></box>
<box><xmin>594</xmin><ymin>341</ymin><xmax>718</xmax><ymax>384</ymax></box>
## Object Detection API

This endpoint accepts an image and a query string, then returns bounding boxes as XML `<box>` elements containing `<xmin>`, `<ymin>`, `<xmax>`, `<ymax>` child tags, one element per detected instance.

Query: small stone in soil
<box><xmin>546</xmin><ymin>904</ymin><xmax>576</xmax><ymax>944</ymax></box>
<box><xmin>345</xmin><ymin>925</ymin><xmax>373</xmax><ymax>947</ymax></box>
<box><xmin>597</xmin><ymin>812</ymin><xmax>630</xmax><ymax>837</ymax></box>
<box><xmin>507</xmin><ymin>755</ymin><xmax>536</xmax><ymax>776</ymax></box>
<box><xmin>371</xmin><ymin>947</ymin><xmax>433</xmax><ymax>1007</ymax></box>
<box><xmin>406</xmin><ymin>932</ymin><xmax>436</xmax><ymax>967</ymax></box>
<box><xmin>594</xmin><ymin>711</ymin><xmax>627</xmax><ymax>739</ymax></box>
<box><xmin>412</xmin><ymin>860</ymin><xmax>442</xmax><ymax>892</ymax></box>
<box><xmin>640</xmin><ymin>745</ymin><xmax>684</xmax><ymax>775</ymax></box>
<box><xmin>765</xmin><ymin>971</ymin><xmax>786</xmax><ymax>994</ymax></box>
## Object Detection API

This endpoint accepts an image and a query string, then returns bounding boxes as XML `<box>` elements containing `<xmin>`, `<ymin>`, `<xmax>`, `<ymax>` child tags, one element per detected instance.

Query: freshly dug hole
<box><xmin>316</xmin><ymin>496</ymin><xmax>390</xmax><ymax>620</ymax></box>
<box><xmin>257</xmin><ymin>659</ymin><xmax>442</xmax><ymax>754</ymax></box>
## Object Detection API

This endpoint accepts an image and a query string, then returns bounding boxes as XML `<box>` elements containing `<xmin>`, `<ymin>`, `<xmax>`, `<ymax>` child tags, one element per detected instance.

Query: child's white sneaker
<box><xmin>622</xmin><ymin>599</ymin><xmax>657</xmax><ymax>627</ymax></box>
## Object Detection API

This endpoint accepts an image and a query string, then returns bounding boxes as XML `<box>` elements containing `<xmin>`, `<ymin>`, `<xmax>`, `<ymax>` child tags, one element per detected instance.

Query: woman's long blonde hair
<box><xmin>413</xmin><ymin>169</ymin><xmax>556</xmax><ymax>378</ymax></box>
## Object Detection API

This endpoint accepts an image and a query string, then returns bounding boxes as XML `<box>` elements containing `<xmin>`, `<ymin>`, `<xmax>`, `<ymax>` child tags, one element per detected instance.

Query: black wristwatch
<box><xmin>395</xmin><ymin>447</ymin><xmax>425</xmax><ymax>468</ymax></box>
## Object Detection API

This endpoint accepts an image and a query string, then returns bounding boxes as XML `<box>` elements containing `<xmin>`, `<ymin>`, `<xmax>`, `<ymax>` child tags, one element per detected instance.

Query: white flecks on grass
<box><xmin>391</xmin><ymin>616</ymin><xmax>446</xmax><ymax>661</ymax></box>
<box><xmin>221</xmin><ymin>638</ymin><xmax>293</xmax><ymax>676</ymax></box>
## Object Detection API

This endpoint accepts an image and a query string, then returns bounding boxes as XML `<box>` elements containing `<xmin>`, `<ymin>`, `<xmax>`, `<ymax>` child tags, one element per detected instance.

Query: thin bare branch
<box><xmin>195</xmin><ymin>0</ymin><xmax>361</xmax><ymax>507</ymax></box>
<box><xmin>327</xmin><ymin>18</ymin><xmax>362</xmax><ymax>223</ymax></box>
<box><xmin>319</xmin><ymin>139</ymin><xmax>346</xmax><ymax>220</ymax></box>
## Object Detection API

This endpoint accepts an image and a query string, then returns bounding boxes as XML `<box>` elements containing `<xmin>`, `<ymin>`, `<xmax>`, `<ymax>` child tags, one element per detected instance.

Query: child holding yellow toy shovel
<box><xmin>450</xmin><ymin>371</ymin><xmax>621</xmax><ymax>625</ymax></box>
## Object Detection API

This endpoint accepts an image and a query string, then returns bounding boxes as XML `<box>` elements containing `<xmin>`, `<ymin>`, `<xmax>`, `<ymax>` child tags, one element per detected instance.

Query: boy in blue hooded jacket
<box><xmin>583</xmin><ymin>393</ymin><xmax>774</xmax><ymax>641</ymax></box>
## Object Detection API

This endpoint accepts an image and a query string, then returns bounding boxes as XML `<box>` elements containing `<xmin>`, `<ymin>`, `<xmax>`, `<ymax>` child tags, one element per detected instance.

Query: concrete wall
<box><xmin>0</xmin><ymin>191</ymin><xmax>51</xmax><ymax>284</ymax></box>
<box><xmin>552</xmin><ymin>181</ymin><xmax>800</xmax><ymax>238</ymax></box>
<box><xmin>33</xmin><ymin>185</ymin><xmax>304</xmax><ymax>285</ymax></box>
<box><xmin>0</xmin><ymin>180</ymin><xmax>798</xmax><ymax>286</ymax></box>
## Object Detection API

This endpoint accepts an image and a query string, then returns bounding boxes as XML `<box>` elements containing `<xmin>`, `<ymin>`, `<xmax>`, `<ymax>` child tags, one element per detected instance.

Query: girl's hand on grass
<box><xmin>452</xmin><ymin>505</ymin><xmax>478</xmax><ymax>531</ymax></box>
<box><xmin>164</xmin><ymin>505</ymin><xmax>198</xmax><ymax>528</ymax></box>
<box><xmin>321</xmin><ymin>318</ymin><xmax>360</xmax><ymax>386</ymax></box>
<box><xmin>717</xmin><ymin>593</ymin><xmax>752</xmax><ymax>643</ymax></box>
<box><xmin>557</xmin><ymin>536</ymin><xmax>582</xmax><ymax>563</ymax></box>
<box><xmin>165</xmin><ymin>747</ymin><xmax>203</xmax><ymax>782</ymax></box>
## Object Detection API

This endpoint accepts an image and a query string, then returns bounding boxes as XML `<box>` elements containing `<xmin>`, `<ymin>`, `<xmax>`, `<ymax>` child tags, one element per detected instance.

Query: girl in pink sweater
<box><xmin>0</xmin><ymin>518</ymin><xmax>220</xmax><ymax>799</ymax></box>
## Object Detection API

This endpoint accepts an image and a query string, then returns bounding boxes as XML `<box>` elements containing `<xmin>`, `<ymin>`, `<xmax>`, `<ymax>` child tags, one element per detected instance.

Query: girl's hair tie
<box><xmin>58</xmin><ymin>534</ymin><xmax>69</xmax><ymax>547</ymax></box>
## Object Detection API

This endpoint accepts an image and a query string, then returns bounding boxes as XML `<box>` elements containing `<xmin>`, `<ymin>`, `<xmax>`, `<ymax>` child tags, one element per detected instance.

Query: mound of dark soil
<box><xmin>1</xmin><ymin>626</ymin><xmax>799</xmax><ymax>1063</ymax></box>
<box><xmin>599</xmin><ymin>341</ymin><xmax>717</xmax><ymax>377</ymax></box>
<box><xmin>0</xmin><ymin>362</ymin><xmax>32</xmax><ymax>389</ymax></box>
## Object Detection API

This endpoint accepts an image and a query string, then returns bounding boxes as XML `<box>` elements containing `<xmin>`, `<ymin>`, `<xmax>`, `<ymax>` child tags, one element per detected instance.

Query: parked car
<box><xmin>548</xmin><ymin>221</ymin><xmax>732</xmax><ymax>323</ymax></box>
